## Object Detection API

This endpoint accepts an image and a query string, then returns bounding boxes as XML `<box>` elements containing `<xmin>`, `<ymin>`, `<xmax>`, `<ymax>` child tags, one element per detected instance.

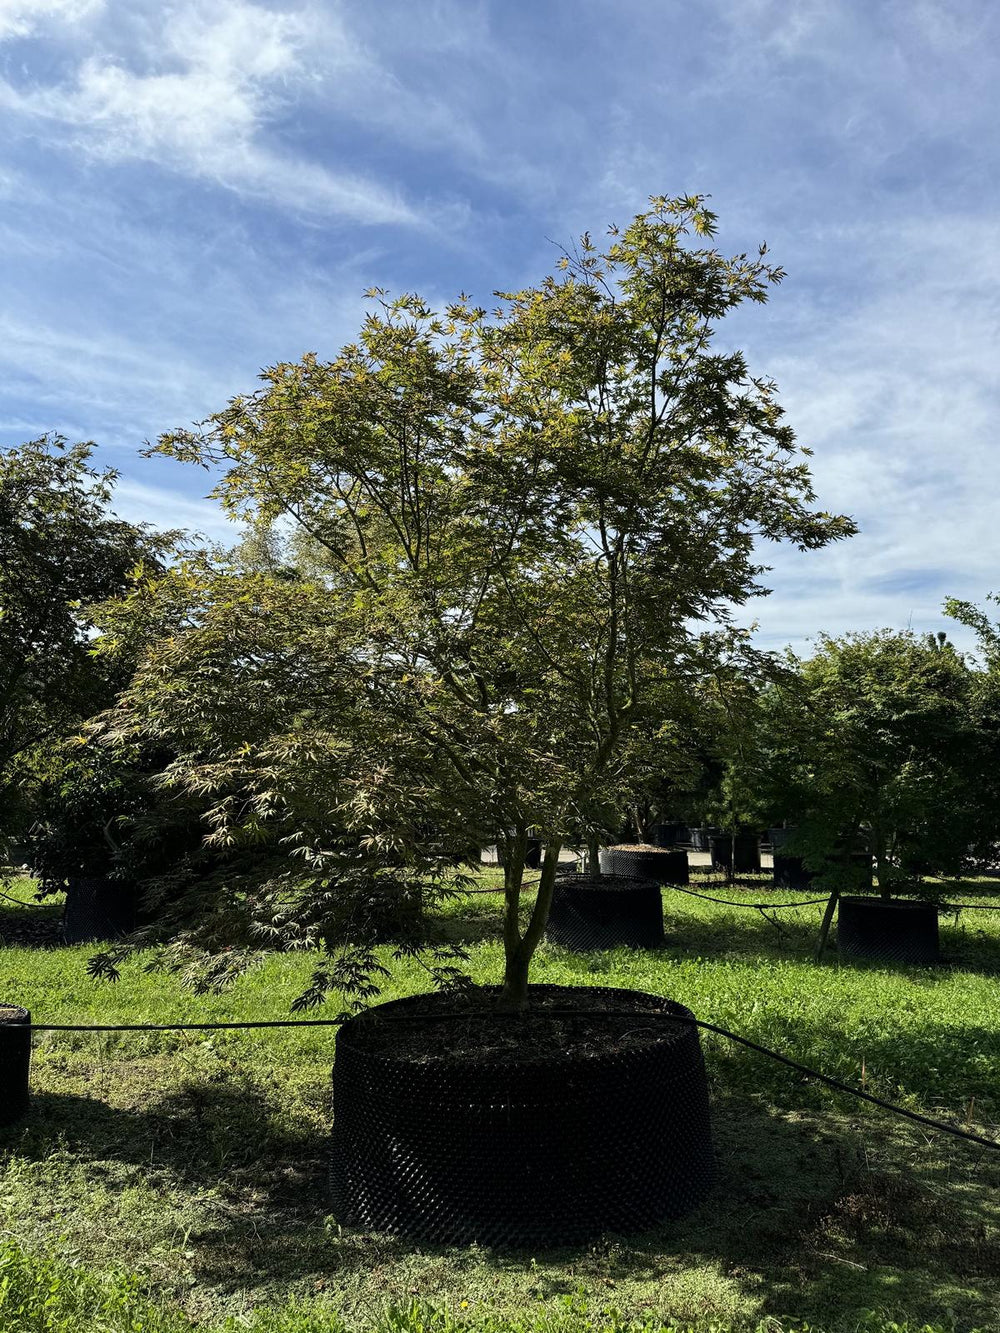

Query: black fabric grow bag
<box><xmin>0</xmin><ymin>1005</ymin><xmax>30</xmax><ymax>1126</ymax></box>
<box><xmin>837</xmin><ymin>896</ymin><xmax>940</xmax><ymax>965</ymax></box>
<box><xmin>329</xmin><ymin>984</ymin><xmax>714</xmax><ymax>1246</ymax></box>
<box><xmin>547</xmin><ymin>872</ymin><xmax>665</xmax><ymax>949</ymax></box>
<box><xmin>599</xmin><ymin>846</ymin><xmax>689</xmax><ymax>885</ymax></box>
<box><xmin>709</xmin><ymin>834</ymin><xmax>760</xmax><ymax>874</ymax></box>
<box><xmin>62</xmin><ymin>876</ymin><xmax>137</xmax><ymax>944</ymax></box>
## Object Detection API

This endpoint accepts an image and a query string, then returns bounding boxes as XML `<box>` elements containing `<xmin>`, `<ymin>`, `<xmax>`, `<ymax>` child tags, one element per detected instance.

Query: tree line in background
<box><xmin>3</xmin><ymin>196</ymin><xmax>997</xmax><ymax>1009</ymax></box>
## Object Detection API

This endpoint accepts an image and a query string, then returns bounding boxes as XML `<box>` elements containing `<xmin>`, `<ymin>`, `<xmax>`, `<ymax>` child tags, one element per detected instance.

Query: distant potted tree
<box><xmin>757</xmin><ymin>632</ymin><xmax>979</xmax><ymax>965</ymax></box>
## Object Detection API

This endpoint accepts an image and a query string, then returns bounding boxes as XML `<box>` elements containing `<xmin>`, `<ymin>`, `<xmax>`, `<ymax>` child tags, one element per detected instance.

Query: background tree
<box><xmin>750</xmin><ymin>630</ymin><xmax>980</xmax><ymax>897</ymax></box>
<box><xmin>944</xmin><ymin>596</ymin><xmax>1000</xmax><ymax>865</ymax></box>
<box><xmin>102</xmin><ymin>195</ymin><xmax>855</xmax><ymax>1009</ymax></box>
<box><xmin>0</xmin><ymin>437</ymin><xmax>176</xmax><ymax>864</ymax></box>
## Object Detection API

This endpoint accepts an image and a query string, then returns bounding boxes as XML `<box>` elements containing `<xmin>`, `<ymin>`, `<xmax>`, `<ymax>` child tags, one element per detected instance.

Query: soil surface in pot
<box><xmin>607</xmin><ymin>842</ymin><xmax>675</xmax><ymax>852</ymax></box>
<box><xmin>343</xmin><ymin>986</ymin><xmax>688</xmax><ymax>1066</ymax></box>
<box><xmin>0</xmin><ymin>1006</ymin><xmax>27</xmax><ymax>1021</ymax></box>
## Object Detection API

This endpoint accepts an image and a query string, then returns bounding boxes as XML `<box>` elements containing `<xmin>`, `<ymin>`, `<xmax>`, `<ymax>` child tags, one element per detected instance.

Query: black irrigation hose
<box><xmin>16</xmin><ymin>1009</ymin><xmax>1000</xmax><ymax>1153</ymax></box>
<box><xmin>665</xmin><ymin>884</ymin><xmax>830</xmax><ymax>910</ymax></box>
<box><xmin>689</xmin><ymin>1016</ymin><xmax>1000</xmax><ymax>1152</ymax></box>
<box><xmin>463</xmin><ymin>880</ymin><xmax>825</xmax><ymax>910</ymax></box>
<box><xmin>0</xmin><ymin>887</ymin><xmax>39</xmax><ymax>909</ymax></box>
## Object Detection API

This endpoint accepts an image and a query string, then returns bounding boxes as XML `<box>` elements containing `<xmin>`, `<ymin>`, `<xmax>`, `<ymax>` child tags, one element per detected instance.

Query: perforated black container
<box><xmin>709</xmin><ymin>834</ymin><xmax>760</xmax><ymax>875</ymax></box>
<box><xmin>329</xmin><ymin>985</ymin><xmax>714</xmax><ymax>1246</ymax></box>
<box><xmin>772</xmin><ymin>854</ymin><xmax>816</xmax><ymax>891</ymax></box>
<box><xmin>0</xmin><ymin>1005</ymin><xmax>31</xmax><ymax>1126</ymax></box>
<box><xmin>837</xmin><ymin>896</ymin><xmax>940</xmax><ymax>966</ymax></box>
<box><xmin>688</xmin><ymin>827</ymin><xmax>719</xmax><ymax>852</ymax></box>
<box><xmin>62</xmin><ymin>876</ymin><xmax>137</xmax><ymax>945</ymax></box>
<box><xmin>768</xmin><ymin>827</ymin><xmax>795</xmax><ymax>850</ymax></box>
<box><xmin>547</xmin><ymin>872</ymin><xmax>665</xmax><ymax>950</ymax></box>
<box><xmin>652</xmin><ymin>823</ymin><xmax>688</xmax><ymax>847</ymax></box>
<box><xmin>599</xmin><ymin>846</ymin><xmax>689</xmax><ymax>885</ymax></box>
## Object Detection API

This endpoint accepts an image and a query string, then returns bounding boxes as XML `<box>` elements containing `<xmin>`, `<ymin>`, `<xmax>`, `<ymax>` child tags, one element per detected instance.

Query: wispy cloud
<box><xmin>111</xmin><ymin>476</ymin><xmax>237</xmax><ymax>544</ymax></box>
<box><xmin>0</xmin><ymin>0</ymin><xmax>101</xmax><ymax>41</ymax></box>
<box><xmin>0</xmin><ymin>0</ymin><xmax>419</xmax><ymax>224</ymax></box>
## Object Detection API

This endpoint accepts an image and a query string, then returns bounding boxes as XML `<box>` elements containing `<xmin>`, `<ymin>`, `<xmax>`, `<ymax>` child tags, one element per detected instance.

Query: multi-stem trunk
<box><xmin>499</xmin><ymin>833</ymin><xmax>562</xmax><ymax>1010</ymax></box>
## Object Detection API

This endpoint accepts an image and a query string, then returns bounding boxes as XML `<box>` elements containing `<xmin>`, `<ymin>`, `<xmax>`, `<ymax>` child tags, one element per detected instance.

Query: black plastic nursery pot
<box><xmin>688</xmin><ymin>821</ymin><xmax>720</xmax><ymax>853</ymax></box>
<box><xmin>688</xmin><ymin>826</ymin><xmax>719</xmax><ymax>852</ymax></box>
<box><xmin>599</xmin><ymin>844</ymin><xmax>690</xmax><ymax>886</ymax></box>
<box><xmin>547</xmin><ymin>871</ymin><xmax>666</xmax><ymax>950</ymax></box>
<box><xmin>62</xmin><ymin>876</ymin><xmax>138</xmax><ymax>945</ymax></box>
<box><xmin>497</xmin><ymin>838</ymin><xmax>543</xmax><ymax>870</ymax></box>
<box><xmin>651</xmin><ymin>823</ymin><xmax>689</xmax><ymax>847</ymax></box>
<box><xmin>709</xmin><ymin>833</ymin><xmax>761</xmax><ymax>875</ymax></box>
<box><xmin>768</xmin><ymin>827</ymin><xmax>796</xmax><ymax>851</ymax></box>
<box><xmin>772</xmin><ymin>854</ymin><xmax>816</xmax><ymax>891</ymax></box>
<box><xmin>837</xmin><ymin>895</ymin><xmax>940</xmax><ymax>966</ymax></box>
<box><xmin>0</xmin><ymin>1006</ymin><xmax>31</xmax><ymax>1126</ymax></box>
<box><xmin>329</xmin><ymin>985</ymin><xmax>714</xmax><ymax>1246</ymax></box>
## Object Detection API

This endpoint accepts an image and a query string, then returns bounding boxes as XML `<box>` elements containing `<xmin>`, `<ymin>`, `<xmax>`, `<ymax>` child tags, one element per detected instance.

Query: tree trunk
<box><xmin>815</xmin><ymin>888</ymin><xmax>839</xmax><ymax>962</ymax></box>
<box><xmin>586</xmin><ymin>836</ymin><xmax>600</xmax><ymax>876</ymax></box>
<box><xmin>500</xmin><ymin>840</ymin><xmax>561</xmax><ymax>1010</ymax></box>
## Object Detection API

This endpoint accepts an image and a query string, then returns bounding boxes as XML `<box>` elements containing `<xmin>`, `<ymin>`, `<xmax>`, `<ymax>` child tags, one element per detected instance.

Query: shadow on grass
<box><xmin>0</xmin><ymin>902</ymin><xmax>62</xmax><ymax>949</ymax></box>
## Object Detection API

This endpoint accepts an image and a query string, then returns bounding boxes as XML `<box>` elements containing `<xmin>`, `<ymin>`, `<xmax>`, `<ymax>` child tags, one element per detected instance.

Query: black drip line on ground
<box><xmin>462</xmin><ymin>878</ymin><xmax>827</xmax><ymax>910</ymax></box>
<box><xmin>16</xmin><ymin>1010</ymin><xmax>999</xmax><ymax>1155</ymax></box>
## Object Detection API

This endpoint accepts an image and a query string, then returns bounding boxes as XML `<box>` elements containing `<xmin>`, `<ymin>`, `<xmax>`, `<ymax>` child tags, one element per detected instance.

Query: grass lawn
<box><xmin>1</xmin><ymin>870</ymin><xmax>1000</xmax><ymax>1332</ymax></box>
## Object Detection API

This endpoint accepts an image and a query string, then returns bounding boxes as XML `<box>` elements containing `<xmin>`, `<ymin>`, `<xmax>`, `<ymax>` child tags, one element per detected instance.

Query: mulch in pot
<box><xmin>600</xmin><ymin>843</ymin><xmax>690</xmax><ymax>885</ymax></box>
<box><xmin>547</xmin><ymin>870</ymin><xmax>666</xmax><ymax>950</ymax></box>
<box><xmin>329</xmin><ymin>984</ymin><xmax>714</xmax><ymax>1246</ymax></box>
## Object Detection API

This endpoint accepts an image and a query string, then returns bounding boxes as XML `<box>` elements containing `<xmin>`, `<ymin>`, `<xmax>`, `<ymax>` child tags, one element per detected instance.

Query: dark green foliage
<box><xmin>0</xmin><ymin>436</ymin><xmax>176</xmax><ymax>860</ymax></box>
<box><xmin>716</xmin><ymin>631</ymin><xmax>982</xmax><ymax>898</ymax></box>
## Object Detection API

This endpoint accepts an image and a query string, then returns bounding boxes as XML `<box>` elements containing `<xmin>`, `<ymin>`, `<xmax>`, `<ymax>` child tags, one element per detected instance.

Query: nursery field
<box><xmin>2</xmin><ymin>872</ymin><xmax>1000</xmax><ymax>1333</ymax></box>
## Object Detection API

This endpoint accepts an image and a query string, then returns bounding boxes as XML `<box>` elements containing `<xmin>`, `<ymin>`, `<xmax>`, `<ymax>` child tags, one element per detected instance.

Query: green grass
<box><xmin>0</xmin><ymin>1239</ymin><xmax>983</xmax><ymax>1333</ymax></box>
<box><xmin>2</xmin><ymin>872</ymin><xmax>1000</xmax><ymax>1332</ymax></box>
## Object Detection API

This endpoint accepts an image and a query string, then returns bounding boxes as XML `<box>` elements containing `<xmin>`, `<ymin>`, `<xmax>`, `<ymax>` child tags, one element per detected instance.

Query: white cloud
<box><xmin>721</xmin><ymin>210</ymin><xmax>1000</xmax><ymax>656</ymax></box>
<box><xmin>0</xmin><ymin>0</ymin><xmax>101</xmax><ymax>41</ymax></box>
<box><xmin>0</xmin><ymin>0</ymin><xmax>419</xmax><ymax>225</ymax></box>
<box><xmin>111</xmin><ymin>477</ymin><xmax>235</xmax><ymax>544</ymax></box>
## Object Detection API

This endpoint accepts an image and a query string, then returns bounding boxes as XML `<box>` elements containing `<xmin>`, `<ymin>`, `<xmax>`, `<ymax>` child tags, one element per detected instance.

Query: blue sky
<box><xmin>1</xmin><ymin>0</ymin><xmax>998</xmax><ymax>653</ymax></box>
